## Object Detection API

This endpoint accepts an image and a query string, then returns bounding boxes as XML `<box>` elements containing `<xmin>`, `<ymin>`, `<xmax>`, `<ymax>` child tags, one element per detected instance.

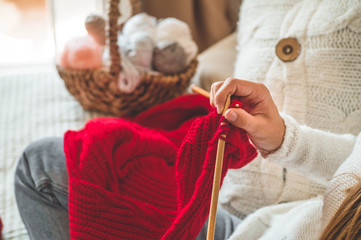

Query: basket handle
<box><xmin>108</xmin><ymin>0</ymin><xmax>122</xmax><ymax>76</ymax></box>
<box><xmin>108</xmin><ymin>0</ymin><xmax>142</xmax><ymax>76</ymax></box>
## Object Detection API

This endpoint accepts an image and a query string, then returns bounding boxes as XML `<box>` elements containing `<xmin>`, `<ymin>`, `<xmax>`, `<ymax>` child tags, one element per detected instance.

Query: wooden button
<box><xmin>276</xmin><ymin>38</ymin><xmax>301</xmax><ymax>62</ymax></box>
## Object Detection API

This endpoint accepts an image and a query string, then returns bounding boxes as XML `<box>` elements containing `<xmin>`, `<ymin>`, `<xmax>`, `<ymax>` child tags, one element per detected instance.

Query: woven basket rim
<box><xmin>56</xmin><ymin>58</ymin><xmax>198</xmax><ymax>82</ymax></box>
<box><xmin>56</xmin><ymin>0</ymin><xmax>198</xmax><ymax>116</ymax></box>
<box><xmin>57</xmin><ymin>0</ymin><xmax>198</xmax><ymax>80</ymax></box>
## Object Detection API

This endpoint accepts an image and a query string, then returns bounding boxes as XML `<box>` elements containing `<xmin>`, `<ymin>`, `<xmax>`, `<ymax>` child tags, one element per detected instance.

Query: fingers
<box><xmin>210</xmin><ymin>78</ymin><xmax>286</xmax><ymax>154</ymax></box>
<box><xmin>211</xmin><ymin>78</ymin><xmax>264</xmax><ymax>114</ymax></box>
<box><xmin>210</xmin><ymin>78</ymin><xmax>269</xmax><ymax>113</ymax></box>
<box><xmin>214</xmin><ymin>78</ymin><xmax>240</xmax><ymax>112</ymax></box>
<box><xmin>210</xmin><ymin>81</ymin><xmax>224</xmax><ymax>108</ymax></box>
<box><xmin>224</xmin><ymin>108</ymin><xmax>256</xmax><ymax>133</ymax></box>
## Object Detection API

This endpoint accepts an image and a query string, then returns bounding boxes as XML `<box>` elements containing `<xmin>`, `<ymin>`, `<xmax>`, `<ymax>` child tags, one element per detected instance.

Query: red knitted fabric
<box><xmin>64</xmin><ymin>94</ymin><xmax>257</xmax><ymax>240</ymax></box>
<box><xmin>0</xmin><ymin>216</ymin><xmax>2</xmax><ymax>240</ymax></box>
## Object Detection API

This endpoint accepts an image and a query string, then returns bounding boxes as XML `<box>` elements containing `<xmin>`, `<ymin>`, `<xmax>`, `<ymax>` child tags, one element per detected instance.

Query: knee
<box><xmin>15</xmin><ymin>137</ymin><xmax>65</xmax><ymax>190</ymax></box>
<box><xmin>23</xmin><ymin>137</ymin><xmax>63</xmax><ymax>162</ymax></box>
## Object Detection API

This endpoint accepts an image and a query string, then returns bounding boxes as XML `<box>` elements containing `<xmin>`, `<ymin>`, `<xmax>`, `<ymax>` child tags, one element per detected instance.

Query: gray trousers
<box><xmin>14</xmin><ymin>137</ymin><xmax>241</xmax><ymax>240</ymax></box>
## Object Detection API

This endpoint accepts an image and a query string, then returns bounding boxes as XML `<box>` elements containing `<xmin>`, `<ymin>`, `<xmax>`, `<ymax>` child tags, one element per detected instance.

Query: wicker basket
<box><xmin>57</xmin><ymin>0</ymin><xmax>198</xmax><ymax>116</ymax></box>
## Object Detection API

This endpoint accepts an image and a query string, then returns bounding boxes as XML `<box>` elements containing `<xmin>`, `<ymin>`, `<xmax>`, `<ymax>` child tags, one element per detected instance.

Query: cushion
<box><xmin>192</xmin><ymin>33</ymin><xmax>237</xmax><ymax>92</ymax></box>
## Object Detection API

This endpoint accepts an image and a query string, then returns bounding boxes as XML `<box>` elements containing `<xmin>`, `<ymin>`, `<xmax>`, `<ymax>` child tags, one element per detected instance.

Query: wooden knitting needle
<box><xmin>207</xmin><ymin>93</ymin><xmax>231</xmax><ymax>240</ymax></box>
<box><xmin>191</xmin><ymin>85</ymin><xmax>232</xmax><ymax>239</ymax></box>
<box><xmin>191</xmin><ymin>84</ymin><xmax>210</xmax><ymax>99</ymax></box>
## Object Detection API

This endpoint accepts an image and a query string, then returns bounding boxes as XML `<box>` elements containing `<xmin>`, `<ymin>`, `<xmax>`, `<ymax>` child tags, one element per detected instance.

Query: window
<box><xmin>0</xmin><ymin>0</ymin><xmax>105</xmax><ymax>67</ymax></box>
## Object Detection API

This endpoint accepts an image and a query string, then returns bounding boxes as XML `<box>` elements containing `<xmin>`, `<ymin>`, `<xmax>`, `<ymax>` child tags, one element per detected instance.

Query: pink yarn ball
<box><xmin>60</xmin><ymin>35</ymin><xmax>103</xmax><ymax>70</ymax></box>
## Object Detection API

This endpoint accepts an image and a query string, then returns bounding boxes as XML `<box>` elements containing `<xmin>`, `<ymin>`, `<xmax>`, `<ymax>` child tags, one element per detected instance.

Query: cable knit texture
<box><xmin>63</xmin><ymin>94</ymin><xmax>257</xmax><ymax>240</ymax></box>
<box><xmin>220</xmin><ymin>0</ymin><xmax>361</xmax><ymax>219</ymax></box>
<box><xmin>229</xmin><ymin>121</ymin><xmax>360</xmax><ymax>239</ymax></box>
<box><xmin>217</xmin><ymin>0</ymin><xmax>361</xmax><ymax>239</ymax></box>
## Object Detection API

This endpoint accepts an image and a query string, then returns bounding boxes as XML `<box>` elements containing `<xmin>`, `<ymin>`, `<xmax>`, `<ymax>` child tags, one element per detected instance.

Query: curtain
<box><xmin>140</xmin><ymin>0</ymin><xmax>242</xmax><ymax>52</ymax></box>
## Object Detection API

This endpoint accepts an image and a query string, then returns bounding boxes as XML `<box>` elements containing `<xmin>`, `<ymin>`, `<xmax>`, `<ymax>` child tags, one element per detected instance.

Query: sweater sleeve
<box><xmin>265</xmin><ymin>113</ymin><xmax>358</xmax><ymax>184</ymax></box>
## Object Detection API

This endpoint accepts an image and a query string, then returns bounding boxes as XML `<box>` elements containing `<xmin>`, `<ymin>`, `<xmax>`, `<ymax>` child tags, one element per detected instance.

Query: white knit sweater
<box><xmin>228</xmin><ymin>115</ymin><xmax>359</xmax><ymax>239</ymax></box>
<box><xmin>218</xmin><ymin>0</ymin><xmax>361</xmax><ymax>239</ymax></box>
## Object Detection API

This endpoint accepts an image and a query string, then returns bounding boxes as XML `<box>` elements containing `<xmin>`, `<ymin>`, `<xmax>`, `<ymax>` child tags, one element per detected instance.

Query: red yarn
<box><xmin>64</xmin><ymin>94</ymin><xmax>257</xmax><ymax>240</ymax></box>
<box><xmin>0</xmin><ymin>216</ymin><xmax>2</xmax><ymax>240</ymax></box>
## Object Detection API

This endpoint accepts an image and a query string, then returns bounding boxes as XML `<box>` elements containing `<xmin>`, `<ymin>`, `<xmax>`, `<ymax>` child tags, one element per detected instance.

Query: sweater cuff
<box><xmin>265</xmin><ymin>113</ymin><xmax>299</xmax><ymax>163</ymax></box>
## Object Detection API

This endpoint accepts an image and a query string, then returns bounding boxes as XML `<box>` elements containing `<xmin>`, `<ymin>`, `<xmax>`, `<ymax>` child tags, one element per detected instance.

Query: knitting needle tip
<box><xmin>191</xmin><ymin>85</ymin><xmax>210</xmax><ymax>99</ymax></box>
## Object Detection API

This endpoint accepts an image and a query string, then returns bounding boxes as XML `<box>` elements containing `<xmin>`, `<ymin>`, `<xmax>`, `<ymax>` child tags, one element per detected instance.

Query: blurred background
<box><xmin>0</xmin><ymin>0</ymin><xmax>240</xmax><ymax>69</ymax></box>
<box><xmin>0</xmin><ymin>0</ymin><xmax>105</xmax><ymax>68</ymax></box>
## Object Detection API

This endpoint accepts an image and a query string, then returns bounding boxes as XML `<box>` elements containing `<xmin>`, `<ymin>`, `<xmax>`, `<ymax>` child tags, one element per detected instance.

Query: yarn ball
<box><xmin>85</xmin><ymin>13</ymin><xmax>106</xmax><ymax>45</ymax></box>
<box><xmin>153</xmin><ymin>41</ymin><xmax>187</xmax><ymax>74</ymax></box>
<box><xmin>121</xmin><ymin>31</ymin><xmax>155</xmax><ymax>69</ymax></box>
<box><xmin>60</xmin><ymin>35</ymin><xmax>103</xmax><ymax>70</ymax></box>
<box><xmin>156</xmin><ymin>18</ymin><xmax>198</xmax><ymax>65</ymax></box>
<box><xmin>156</xmin><ymin>18</ymin><xmax>192</xmax><ymax>42</ymax></box>
<box><xmin>123</xmin><ymin>13</ymin><xmax>157</xmax><ymax>39</ymax></box>
<box><xmin>117</xmin><ymin>51</ymin><xmax>141</xmax><ymax>93</ymax></box>
<box><xmin>178</xmin><ymin>39</ymin><xmax>198</xmax><ymax>65</ymax></box>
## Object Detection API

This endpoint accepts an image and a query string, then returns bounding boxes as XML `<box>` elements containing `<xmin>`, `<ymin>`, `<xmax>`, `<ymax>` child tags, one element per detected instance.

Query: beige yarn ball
<box><xmin>85</xmin><ymin>13</ymin><xmax>106</xmax><ymax>45</ymax></box>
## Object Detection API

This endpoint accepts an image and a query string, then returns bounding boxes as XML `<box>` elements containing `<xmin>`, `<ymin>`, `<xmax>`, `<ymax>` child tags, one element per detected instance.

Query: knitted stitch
<box><xmin>220</xmin><ymin>0</ymin><xmax>361</xmax><ymax>219</ymax></box>
<box><xmin>64</xmin><ymin>94</ymin><xmax>257</xmax><ymax>240</ymax></box>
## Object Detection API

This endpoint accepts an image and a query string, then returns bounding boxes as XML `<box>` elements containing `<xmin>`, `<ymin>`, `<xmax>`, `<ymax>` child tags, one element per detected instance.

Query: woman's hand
<box><xmin>210</xmin><ymin>78</ymin><xmax>285</xmax><ymax>156</ymax></box>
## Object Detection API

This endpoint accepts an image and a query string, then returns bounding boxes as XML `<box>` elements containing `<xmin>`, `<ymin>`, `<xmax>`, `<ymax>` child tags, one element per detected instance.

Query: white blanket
<box><xmin>0</xmin><ymin>68</ymin><xmax>107</xmax><ymax>239</ymax></box>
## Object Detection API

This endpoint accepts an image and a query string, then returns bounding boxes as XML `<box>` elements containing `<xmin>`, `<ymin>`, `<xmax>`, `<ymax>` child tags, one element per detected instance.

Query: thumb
<box><xmin>224</xmin><ymin>108</ymin><xmax>255</xmax><ymax>133</ymax></box>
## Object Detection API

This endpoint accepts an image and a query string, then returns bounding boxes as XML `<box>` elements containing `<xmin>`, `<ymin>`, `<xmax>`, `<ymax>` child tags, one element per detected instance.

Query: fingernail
<box><xmin>225</xmin><ymin>110</ymin><xmax>237</xmax><ymax>122</ymax></box>
<box><xmin>216</xmin><ymin>104</ymin><xmax>222</xmax><ymax>114</ymax></box>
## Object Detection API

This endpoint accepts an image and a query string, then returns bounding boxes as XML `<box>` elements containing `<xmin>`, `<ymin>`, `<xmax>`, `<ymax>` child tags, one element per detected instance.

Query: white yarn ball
<box><xmin>180</xmin><ymin>39</ymin><xmax>198</xmax><ymax>65</ymax></box>
<box><xmin>124</xmin><ymin>32</ymin><xmax>155</xmax><ymax>69</ymax></box>
<box><xmin>123</xmin><ymin>13</ymin><xmax>157</xmax><ymax>39</ymax></box>
<box><xmin>156</xmin><ymin>18</ymin><xmax>197</xmax><ymax>64</ymax></box>
<box><xmin>156</xmin><ymin>18</ymin><xmax>192</xmax><ymax>42</ymax></box>
<box><xmin>120</xmin><ymin>15</ymin><xmax>197</xmax><ymax>69</ymax></box>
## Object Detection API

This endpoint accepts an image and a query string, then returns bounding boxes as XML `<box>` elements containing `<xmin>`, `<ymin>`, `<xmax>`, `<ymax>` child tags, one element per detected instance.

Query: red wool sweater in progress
<box><xmin>64</xmin><ymin>94</ymin><xmax>257</xmax><ymax>240</ymax></box>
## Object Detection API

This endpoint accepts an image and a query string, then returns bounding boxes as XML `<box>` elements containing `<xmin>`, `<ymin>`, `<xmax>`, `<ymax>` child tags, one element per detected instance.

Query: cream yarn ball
<box><xmin>156</xmin><ymin>18</ymin><xmax>192</xmax><ymax>41</ymax></box>
<box><xmin>122</xmin><ymin>31</ymin><xmax>155</xmax><ymax>70</ymax></box>
<box><xmin>156</xmin><ymin>18</ymin><xmax>198</xmax><ymax>64</ymax></box>
<box><xmin>122</xmin><ymin>13</ymin><xmax>157</xmax><ymax>39</ymax></box>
